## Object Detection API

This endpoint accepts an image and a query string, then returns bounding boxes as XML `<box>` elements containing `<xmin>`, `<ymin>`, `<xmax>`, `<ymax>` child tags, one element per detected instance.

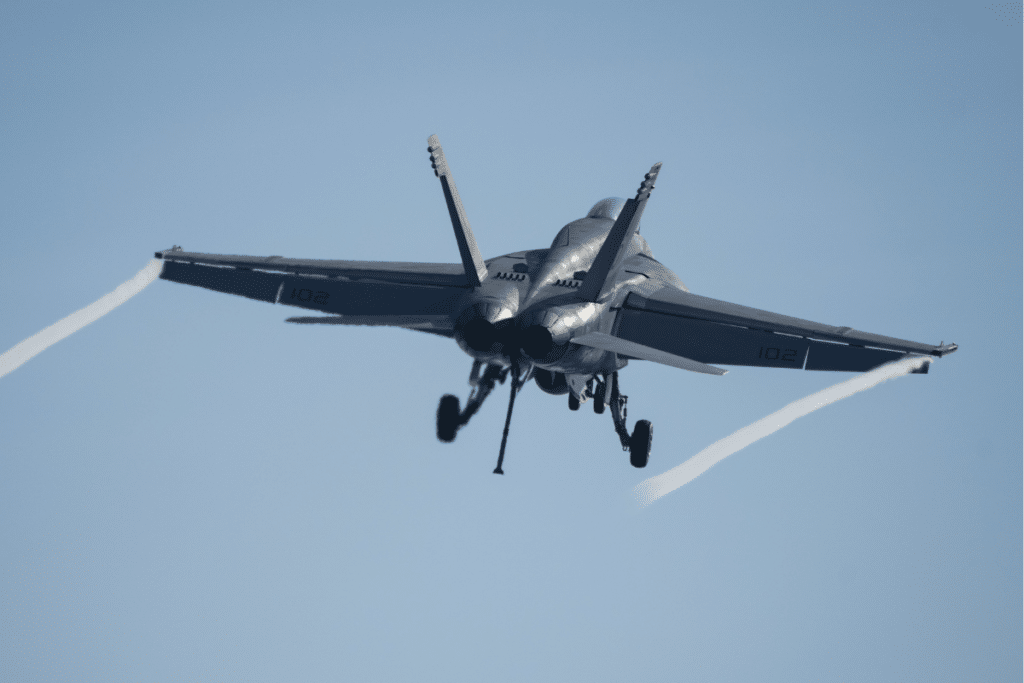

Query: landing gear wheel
<box><xmin>629</xmin><ymin>419</ymin><xmax>653</xmax><ymax>468</ymax></box>
<box><xmin>437</xmin><ymin>394</ymin><xmax>461</xmax><ymax>442</ymax></box>
<box><xmin>594</xmin><ymin>378</ymin><xmax>607</xmax><ymax>414</ymax></box>
<box><xmin>568</xmin><ymin>393</ymin><xmax>580</xmax><ymax>411</ymax></box>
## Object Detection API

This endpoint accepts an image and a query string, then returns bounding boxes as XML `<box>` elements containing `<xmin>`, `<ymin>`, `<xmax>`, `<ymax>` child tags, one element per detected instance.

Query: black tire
<box><xmin>629</xmin><ymin>419</ymin><xmax>653</xmax><ymax>468</ymax></box>
<box><xmin>436</xmin><ymin>394</ymin><xmax>461</xmax><ymax>442</ymax></box>
<box><xmin>593</xmin><ymin>396</ymin><xmax>606</xmax><ymax>414</ymax></box>
<box><xmin>568</xmin><ymin>393</ymin><xmax>580</xmax><ymax>411</ymax></box>
<box><xmin>534</xmin><ymin>369</ymin><xmax>570</xmax><ymax>396</ymax></box>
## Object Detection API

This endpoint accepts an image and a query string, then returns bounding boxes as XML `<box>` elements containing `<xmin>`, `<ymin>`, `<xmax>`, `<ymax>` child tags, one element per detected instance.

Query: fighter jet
<box><xmin>155</xmin><ymin>135</ymin><xmax>958</xmax><ymax>474</ymax></box>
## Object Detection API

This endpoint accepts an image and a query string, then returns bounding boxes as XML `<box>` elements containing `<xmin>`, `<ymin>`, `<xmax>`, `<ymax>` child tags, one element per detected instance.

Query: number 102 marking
<box><xmin>759</xmin><ymin>347</ymin><xmax>798</xmax><ymax>362</ymax></box>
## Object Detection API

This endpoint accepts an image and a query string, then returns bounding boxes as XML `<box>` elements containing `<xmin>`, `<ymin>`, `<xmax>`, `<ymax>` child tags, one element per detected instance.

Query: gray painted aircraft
<box><xmin>155</xmin><ymin>135</ymin><xmax>958</xmax><ymax>474</ymax></box>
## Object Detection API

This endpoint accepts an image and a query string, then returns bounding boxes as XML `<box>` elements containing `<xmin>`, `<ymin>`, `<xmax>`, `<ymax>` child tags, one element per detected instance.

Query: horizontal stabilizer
<box><xmin>285</xmin><ymin>314</ymin><xmax>454</xmax><ymax>337</ymax></box>
<box><xmin>286</xmin><ymin>316</ymin><xmax>351</xmax><ymax>324</ymax></box>
<box><xmin>572</xmin><ymin>331</ymin><xmax>728</xmax><ymax>376</ymax></box>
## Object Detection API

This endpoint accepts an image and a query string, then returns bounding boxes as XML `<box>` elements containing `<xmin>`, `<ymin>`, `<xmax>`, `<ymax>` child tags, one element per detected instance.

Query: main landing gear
<box><xmin>436</xmin><ymin>359</ymin><xmax>532</xmax><ymax>475</ymax></box>
<box><xmin>436</xmin><ymin>360</ymin><xmax>508</xmax><ymax>443</ymax></box>
<box><xmin>437</xmin><ymin>363</ymin><xmax>651</xmax><ymax>472</ymax></box>
<box><xmin>576</xmin><ymin>371</ymin><xmax>653</xmax><ymax>469</ymax></box>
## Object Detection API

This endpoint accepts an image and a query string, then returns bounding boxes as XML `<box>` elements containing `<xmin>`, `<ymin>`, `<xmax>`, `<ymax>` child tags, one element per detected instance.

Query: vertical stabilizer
<box><xmin>578</xmin><ymin>163</ymin><xmax>662</xmax><ymax>302</ymax></box>
<box><xmin>428</xmin><ymin>135</ymin><xmax>489</xmax><ymax>287</ymax></box>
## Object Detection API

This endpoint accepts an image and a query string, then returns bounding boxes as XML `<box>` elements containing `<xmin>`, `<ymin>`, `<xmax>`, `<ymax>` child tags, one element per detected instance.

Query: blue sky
<box><xmin>1</xmin><ymin>1</ymin><xmax>1020</xmax><ymax>680</ymax></box>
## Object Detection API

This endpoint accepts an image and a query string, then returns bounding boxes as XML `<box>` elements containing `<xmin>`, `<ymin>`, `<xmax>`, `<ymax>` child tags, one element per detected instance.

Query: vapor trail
<box><xmin>635</xmin><ymin>354</ymin><xmax>933</xmax><ymax>506</ymax></box>
<box><xmin>0</xmin><ymin>259</ymin><xmax>163</xmax><ymax>380</ymax></box>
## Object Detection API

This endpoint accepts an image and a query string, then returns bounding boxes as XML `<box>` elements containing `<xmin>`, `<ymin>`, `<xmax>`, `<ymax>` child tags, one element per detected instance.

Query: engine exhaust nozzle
<box><xmin>454</xmin><ymin>302</ymin><xmax>516</xmax><ymax>357</ymax></box>
<box><xmin>520</xmin><ymin>324</ymin><xmax>566</xmax><ymax>363</ymax></box>
<box><xmin>462</xmin><ymin>317</ymin><xmax>500</xmax><ymax>353</ymax></box>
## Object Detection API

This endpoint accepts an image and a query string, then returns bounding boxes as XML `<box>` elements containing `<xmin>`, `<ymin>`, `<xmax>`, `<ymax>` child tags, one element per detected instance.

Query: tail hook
<box><xmin>493</xmin><ymin>361</ymin><xmax>530</xmax><ymax>474</ymax></box>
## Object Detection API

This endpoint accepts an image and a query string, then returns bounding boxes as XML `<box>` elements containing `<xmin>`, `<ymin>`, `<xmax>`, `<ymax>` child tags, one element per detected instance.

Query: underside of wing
<box><xmin>614</xmin><ymin>288</ymin><xmax>957</xmax><ymax>372</ymax></box>
<box><xmin>156</xmin><ymin>248</ymin><xmax>467</xmax><ymax>335</ymax></box>
<box><xmin>155</xmin><ymin>247</ymin><xmax>470</xmax><ymax>287</ymax></box>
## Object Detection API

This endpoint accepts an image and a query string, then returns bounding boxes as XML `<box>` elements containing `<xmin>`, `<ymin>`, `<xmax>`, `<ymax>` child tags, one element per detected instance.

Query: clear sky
<box><xmin>1</xmin><ymin>1</ymin><xmax>1020</xmax><ymax>680</ymax></box>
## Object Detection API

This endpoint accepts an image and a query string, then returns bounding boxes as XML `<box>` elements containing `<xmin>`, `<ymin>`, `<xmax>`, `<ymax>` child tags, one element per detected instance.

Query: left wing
<box><xmin>613</xmin><ymin>287</ymin><xmax>957</xmax><ymax>373</ymax></box>
<box><xmin>155</xmin><ymin>247</ymin><xmax>468</xmax><ymax>335</ymax></box>
<box><xmin>155</xmin><ymin>247</ymin><xmax>472</xmax><ymax>286</ymax></box>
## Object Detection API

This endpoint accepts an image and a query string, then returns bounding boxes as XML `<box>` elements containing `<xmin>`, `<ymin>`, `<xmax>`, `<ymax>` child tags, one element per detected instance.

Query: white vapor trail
<box><xmin>635</xmin><ymin>354</ymin><xmax>933</xmax><ymax>506</ymax></box>
<box><xmin>0</xmin><ymin>259</ymin><xmax>163</xmax><ymax>380</ymax></box>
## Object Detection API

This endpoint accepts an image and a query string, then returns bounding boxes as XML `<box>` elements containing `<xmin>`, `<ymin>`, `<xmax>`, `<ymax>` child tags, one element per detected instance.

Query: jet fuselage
<box><xmin>452</xmin><ymin>197</ymin><xmax>688</xmax><ymax>378</ymax></box>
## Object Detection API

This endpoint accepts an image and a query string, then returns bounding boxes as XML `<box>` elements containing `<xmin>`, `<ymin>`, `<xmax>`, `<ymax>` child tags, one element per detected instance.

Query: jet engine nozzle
<box><xmin>516</xmin><ymin>302</ymin><xmax>601</xmax><ymax>365</ymax></box>
<box><xmin>462</xmin><ymin>317</ymin><xmax>500</xmax><ymax>353</ymax></box>
<box><xmin>520</xmin><ymin>325</ymin><xmax>561</xmax><ymax>362</ymax></box>
<box><xmin>517</xmin><ymin>308</ymin><xmax>573</xmax><ymax>363</ymax></box>
<box><xmin>454</xmin><ymin>302</ymin><xmax>515</xmax><ymax>357</ymax></box>
<box><xmin>520</xmin><ymin>324</ymin><xmax>566</xmax><ymax>363</ymax></box>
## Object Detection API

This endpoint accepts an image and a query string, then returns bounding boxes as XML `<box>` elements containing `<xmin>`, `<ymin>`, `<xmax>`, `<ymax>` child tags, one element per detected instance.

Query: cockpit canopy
<box><xmin>548</xmin><ymin>197</ymin><xmax>651</xmax><ymax>257</ymax></box>
<box><xmin>587</xmin><ymin>197</ymin><xmax>626</xmax><ymax>221</ymax></box>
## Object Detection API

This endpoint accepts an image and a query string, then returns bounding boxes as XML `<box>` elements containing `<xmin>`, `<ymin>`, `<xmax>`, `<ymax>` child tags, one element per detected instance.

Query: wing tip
<box><xmin>154</xmin><ymin>245</ymin><xmax>183</xmax><ymax>259</ymax></box>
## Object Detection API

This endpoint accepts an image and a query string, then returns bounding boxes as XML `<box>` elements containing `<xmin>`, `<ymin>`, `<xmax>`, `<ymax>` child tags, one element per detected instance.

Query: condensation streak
<box><xmin>0</xmin><ymin>260</ymin><xmax>163</xmax><ymax>380</ymax></box>
<box><xmin>635</xmin><ymin>355</ymin><xmax>933</xmax><ymax>506</ymax></box>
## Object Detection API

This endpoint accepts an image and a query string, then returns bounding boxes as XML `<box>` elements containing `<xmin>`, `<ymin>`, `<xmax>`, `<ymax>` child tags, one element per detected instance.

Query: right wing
<box><xmin>613</xmin><ymin>287</ymin><xmax>957</xmax><ymax>372</ymax></box>
<box><xmin>155</xmin><ymin>247</ymin><xmax>469</xmax><ymax>335</ymax></box>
